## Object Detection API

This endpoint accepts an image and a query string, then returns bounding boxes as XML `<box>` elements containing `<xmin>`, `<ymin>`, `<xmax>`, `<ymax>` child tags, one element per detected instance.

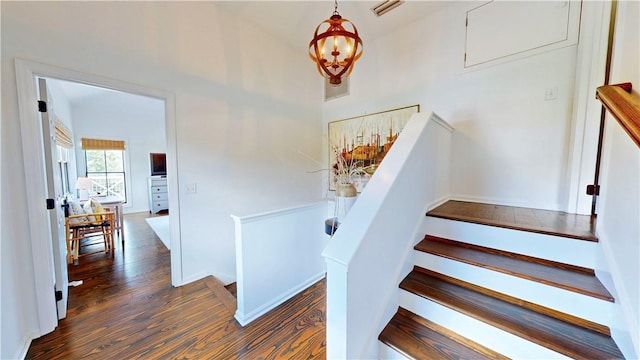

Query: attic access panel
<box><xmin>465</xmin><ymin>1</ymin><xmax>575</xmax><ymax>68</ymax></box>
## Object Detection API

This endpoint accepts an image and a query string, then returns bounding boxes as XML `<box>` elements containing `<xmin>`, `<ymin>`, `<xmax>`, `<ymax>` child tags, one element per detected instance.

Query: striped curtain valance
<box><xmin>54</xmin><ymin>117</ymin><xmax>73</xmax><ymax>149</ymax></box>
<box><xmin>81</xmin><ymin>138</ymin><xmax>126</xmax><ymax>151</ymax></box>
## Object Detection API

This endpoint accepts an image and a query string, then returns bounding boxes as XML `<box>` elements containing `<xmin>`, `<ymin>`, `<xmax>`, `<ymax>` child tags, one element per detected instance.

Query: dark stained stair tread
<box><xmin>379</xmin><ymin>307</ymin><xmax>510</xmax><ymax>360</ymax></box>
<box><xmin>400</xmin><ymin>267</ymin><xmax>624</xmax><ymax>360</ymax></box>
<box><xmin>427</xmin><ymin>200</ymin><xmax>598</xmax><ymax>241</ymax></box>
<box><xmin>415</xmin><ymin>235</ymin><xmax>614</xmax><ymax>302</ymax></box>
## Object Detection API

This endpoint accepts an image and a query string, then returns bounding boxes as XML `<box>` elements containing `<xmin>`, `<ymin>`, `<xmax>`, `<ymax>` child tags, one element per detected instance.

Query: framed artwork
<box><xmin>328</xmin><ymin>104</ymin><xmax>420</xmax><ymax>191</ymax></box>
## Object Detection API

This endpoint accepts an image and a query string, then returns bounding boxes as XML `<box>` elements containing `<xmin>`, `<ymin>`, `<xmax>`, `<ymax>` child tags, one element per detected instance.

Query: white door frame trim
<box><xmin>15</xmin><ymin>58</ymin><xmax>183</xmax><ymax>336</ymax></box>
<box><xmin>565</xmin><ymin>1</ymin><xmax>611</xmax><ymax>215</ymax></box>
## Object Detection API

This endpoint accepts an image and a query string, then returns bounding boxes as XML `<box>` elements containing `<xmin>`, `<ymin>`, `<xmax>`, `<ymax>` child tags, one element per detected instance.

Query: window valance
<box><xmin>81</xmin><ymin>138</ymin><xmax>126</xmax><ymax>151</ymax></box>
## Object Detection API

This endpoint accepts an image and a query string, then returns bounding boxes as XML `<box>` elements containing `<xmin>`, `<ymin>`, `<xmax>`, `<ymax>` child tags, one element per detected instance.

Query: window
<box><xmin>57</xmin><ymin>146</ymin><xmax>71</xmax><ymax>195</ymax></box>
<box><xmin>82</xmin><ymin>138</ymin><xmax>127</xmax><ymax>202</ymax></box>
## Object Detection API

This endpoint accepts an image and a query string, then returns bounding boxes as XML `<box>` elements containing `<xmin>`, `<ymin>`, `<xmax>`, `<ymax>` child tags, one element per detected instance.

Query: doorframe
<box><xmin>565</xmin><ymin>1</ymin><xmax>612</xmax><ymax>215</ymax></box>
<box><xmin>15</xmin><ymin>58</ymin><xmax>183</xmax><ymax>335</ymax></box>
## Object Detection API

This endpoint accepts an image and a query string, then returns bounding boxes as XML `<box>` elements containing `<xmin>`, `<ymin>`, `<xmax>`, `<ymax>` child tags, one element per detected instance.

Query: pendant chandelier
<box><xmin>309</xmin><ymin>0</ymin><xmax>363</xmax><ymax>85</ymax></box>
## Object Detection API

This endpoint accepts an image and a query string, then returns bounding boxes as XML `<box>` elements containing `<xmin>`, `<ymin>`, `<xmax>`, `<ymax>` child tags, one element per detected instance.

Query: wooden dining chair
<box><xmin>64</xmin><ymin>200</ymin><xmax>115</xmax><ymax>264</ymax></box>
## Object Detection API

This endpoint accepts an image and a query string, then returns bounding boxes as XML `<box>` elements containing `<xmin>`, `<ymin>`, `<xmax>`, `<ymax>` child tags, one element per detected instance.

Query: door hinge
<box><xmin>586</xmin><ymin>184</ymin><xmax>600</xmax><ymax>196</ymax></box>
<box><xmin>38</xmin><ymin>100</ymin><xmax>47</xmax><ymax>113</ymax></box>
<box><xmin>46</xmin><ymin>198</ymin><xmax>55</xmax><ymax>210</ymax></box>
<box><xmin>55</xmin><ymin>290</ymin><xmax>63</xmax><ymax>302</ymax></box>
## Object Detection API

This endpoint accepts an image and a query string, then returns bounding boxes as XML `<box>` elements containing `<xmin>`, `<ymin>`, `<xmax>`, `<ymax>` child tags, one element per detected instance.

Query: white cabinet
<box><xmin>148</xmin><ymin>176</ymin><xmax>168</xmax><ymax>214</ymax></box>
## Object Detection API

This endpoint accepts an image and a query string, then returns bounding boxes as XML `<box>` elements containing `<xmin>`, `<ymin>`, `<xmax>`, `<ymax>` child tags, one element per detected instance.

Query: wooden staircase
<box><xmin>378</xmin><ymin>200</ymin><xmax>625</xmax><ymax>359</ymax></box>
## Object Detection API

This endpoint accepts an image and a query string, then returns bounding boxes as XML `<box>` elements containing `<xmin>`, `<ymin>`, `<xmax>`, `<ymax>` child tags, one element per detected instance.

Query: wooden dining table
<box><xmin>93</xmin><ymin>196</ymin><xmax>125</xmax><ymax>246</ymax></box>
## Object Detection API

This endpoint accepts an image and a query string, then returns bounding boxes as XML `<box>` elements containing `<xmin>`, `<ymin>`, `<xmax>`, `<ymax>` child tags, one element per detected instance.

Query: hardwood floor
<box><xmin>27</xmin><ymin>212</ymin><xmax>326</xmax><ymax>359</ymax></box>
<box><xmin>427</xmin><ymin>200</ymin><xmax>597</xmax><ymax>241</ymax></box>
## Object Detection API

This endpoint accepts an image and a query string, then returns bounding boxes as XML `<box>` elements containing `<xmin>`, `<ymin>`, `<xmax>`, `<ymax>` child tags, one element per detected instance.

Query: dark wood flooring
<box><xmin>427</xmin><ymin>200</ymin><xmax>597</xmax><ymax>241</ymax></box>
<box><xmin>26</xmin><ymin>212</ymin><xmax>326</xmax><ymax>359</ymax></box>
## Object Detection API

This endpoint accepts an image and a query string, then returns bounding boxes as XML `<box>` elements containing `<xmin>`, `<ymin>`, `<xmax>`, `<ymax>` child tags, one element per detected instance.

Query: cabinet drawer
<box><xmin>152</xmin><ymin>200</ymin><xmax>168</xmax><ymax>211</ymax></box>
<box><xmin>152</xmin><ymin>192</ymin><xmax>168</xmax><ymax>201</ymax></box>
<box><xmin>150</xmin><ymin>179</ymin><xmax>167</xmax><ymax>187</ymax></box>
<box><xmin>151</xmin><ymin>185</ymin><xmax>167</xmax><ymax>194</ymax></box>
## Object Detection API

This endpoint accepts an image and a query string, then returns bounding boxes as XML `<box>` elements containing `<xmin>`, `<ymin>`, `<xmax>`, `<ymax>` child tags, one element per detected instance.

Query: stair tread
<box><xmin>416</xmin><ymin>235</ymin><xmax>614</xmax><ymax>301</ymax></box>
<box><xmin>400</xmin><ymin>267</ymin><xmax>624</xmax><ymax>360</ymax></box>
<box><xmin>379</xmin><ymin>307</ymin><xmax>510</xmax><ymax>360</ymax></box>
<box><xmin>427</xmin><ymin>200</ymin><xmax>597</xmax><ymax>241</ymax></box>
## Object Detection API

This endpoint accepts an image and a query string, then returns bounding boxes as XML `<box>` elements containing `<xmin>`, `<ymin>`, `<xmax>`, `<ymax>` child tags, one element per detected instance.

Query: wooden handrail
<box><xmin>596</xmin><ymin>82</ymin><xmax>640</xmax><ymax>148</ymax></box>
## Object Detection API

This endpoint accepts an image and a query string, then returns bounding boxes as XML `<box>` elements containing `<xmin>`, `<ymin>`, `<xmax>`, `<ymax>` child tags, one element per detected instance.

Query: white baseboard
<box><xmin>16</xmin><ymin>334</ymin><xmax>36</xmax><ymax>360</ymax></box>
<box><xmin>378</xmin><ymin>342</ymin><xmax>407</xmax><ymax>359</ymax></box>
<box><xmin>212</xmin><ymin>272</ymin><xmax>236</xmax><ymax>286</ymax></box>
<box><xmin>425</xmin><ymin>195</ymin><xmax>450</xmax><ymax>212</ymax></box>
<box><xmin>177</xmin><ymin>271</ymin><xmax>210</xmax><ymax>287</ymax></box>
<box><xmin>234</xmin><ymin>272</ymin><xmax>325</xmax><ymax>326</ymax></box>
<box><xmin>177</xmin><ymin>270</ymin><xmax>236</xmax><ymax>287</ymax></box>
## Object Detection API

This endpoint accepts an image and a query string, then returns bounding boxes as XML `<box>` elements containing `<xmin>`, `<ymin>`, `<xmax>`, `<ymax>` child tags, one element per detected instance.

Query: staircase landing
<box><xmin>427</xmin><ymin>200</ymin><xmax>597</xmax><ymax>241</ymax></box>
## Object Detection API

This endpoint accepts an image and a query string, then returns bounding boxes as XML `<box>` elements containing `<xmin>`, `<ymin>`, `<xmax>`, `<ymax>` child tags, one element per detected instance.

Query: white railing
<box><xmin>322</xmin><ymin>112</ymin><xmax>453</xmax><ymax>359</ymax></box>
<box><xmin>231</xmin><ymin>201</ymin><xmax>332</xmax><ymax>325</ymax></box>
<box><xmin>88</xmin><ymin>175</ymin><xmax>125</xmax><ymax>198</ymax></box>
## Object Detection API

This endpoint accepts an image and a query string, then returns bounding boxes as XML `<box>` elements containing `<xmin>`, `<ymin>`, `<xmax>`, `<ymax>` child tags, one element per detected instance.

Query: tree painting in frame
<box><xmin>328</xmin><ymin>105</ymin><xmax>419</xmax><ymax>192</ymax></box>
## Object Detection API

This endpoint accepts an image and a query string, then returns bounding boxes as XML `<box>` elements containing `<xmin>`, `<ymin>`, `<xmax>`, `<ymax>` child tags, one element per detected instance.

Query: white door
<box><xmin>38</xmin><ymin>78</ymin><xmax>69</xmax><ymax>319</ymax></box>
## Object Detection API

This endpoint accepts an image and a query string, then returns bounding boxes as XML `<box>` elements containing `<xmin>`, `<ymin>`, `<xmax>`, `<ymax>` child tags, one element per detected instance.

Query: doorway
<box><xmin>15</xmin><ymin>59</ymin><xmax>182</xmax><ymax>336</ymax></box>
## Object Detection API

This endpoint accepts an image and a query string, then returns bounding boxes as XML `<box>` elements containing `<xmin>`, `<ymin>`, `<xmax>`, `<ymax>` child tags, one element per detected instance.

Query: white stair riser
<box><xmin>378</xmin><ymin>342</ymin><xmax>408</xmax><ymax>360</ymax></box>
<box><xmin>425</xmin><ymin>217</ymin><xmax>598</xmax><ymax>269</ymax></box>
<box><xmin>399</xmin><ymin>290</ymin><xmax>572</xmax><ymax>360</ymax></box>
<box><xmin>413</xmin><ymin>252</ymin><xmax>614</xmax><ymax>326</ymax></box>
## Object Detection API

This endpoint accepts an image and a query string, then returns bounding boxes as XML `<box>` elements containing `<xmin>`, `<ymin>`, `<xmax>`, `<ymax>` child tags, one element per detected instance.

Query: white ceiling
<box><xmin>217</xmin><ymin>1</ymin><xmax>452</xmax><ymax>52</ymax></box>
<box><xmin>54</xmin><ymin>1</ymin><xmax>453</xmax><ymax>103</ymax></box>
<box><xmin>56</xmin><ymin>79</ymin><xmax>119</xmax><ymax>104</ymax></box>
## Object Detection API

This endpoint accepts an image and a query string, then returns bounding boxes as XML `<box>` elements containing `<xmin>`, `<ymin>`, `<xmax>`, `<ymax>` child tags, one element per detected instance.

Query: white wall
<box><xmin>0</xmin><ymin>174</ymin><xmax>39</xmax><ymax>358</ymax></box>
<box><xmin>0</xmin><ymin>64</ymin><xmax>79</xmax><ymax>360</ymax></box>
<box><xmin>46</xmin><ymin>81</ymin><xmax>73</xmax><ymax>129</ymax></box>
<box><xmin>322</xmin><ymin>1</ymin><xmax>579</xmax><ymax>211</ymax></box>
<box><xmin>231</xmin><ymin>201</ymin><xmax>329</xmax><ymax>326</ymax></box>
<box><xmin>70</xmin><ymin>89</ymin><xmax>166</xmax><ymax>214</ymax></box>
<box><xmin>595</xmin><ymin>1</ymin><xmax>640</xmax><ymax>357</ymax></box>
<box><xmin>1</xmin><ymin>2</ymin><xmax>322</xmax><ymax>358</ymax></box>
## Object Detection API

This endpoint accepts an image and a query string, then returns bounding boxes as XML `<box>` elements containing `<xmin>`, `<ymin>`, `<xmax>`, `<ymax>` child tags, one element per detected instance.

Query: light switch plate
<box><xmin>185</xmin><ymin>183</ymin><xmax>197</xmax><ymax>194</ymax></box>
<box><xmin>545</xmin><ymin>87</ymin><xmax>558</xmax><ymax>100</ymax></box>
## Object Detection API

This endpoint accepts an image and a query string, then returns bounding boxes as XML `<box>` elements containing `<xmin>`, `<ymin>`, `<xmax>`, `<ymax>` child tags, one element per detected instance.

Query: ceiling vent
<box><xmin>371</xmin><ymin>0</ymin><xmax>403</xmax><ymax>17</ymax></box>
<box><xmin>324</xmin><ymin>77</ymin><xmax>349</xmax><ymax>101</ymax></box>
